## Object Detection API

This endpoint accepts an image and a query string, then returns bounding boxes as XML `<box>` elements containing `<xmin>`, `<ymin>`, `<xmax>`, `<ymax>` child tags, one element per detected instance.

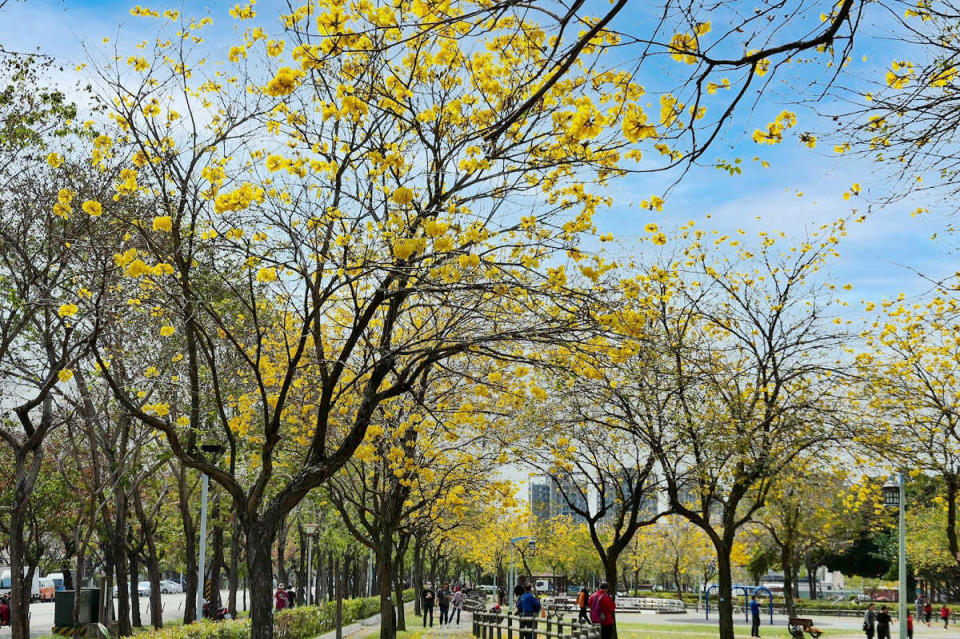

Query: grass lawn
<box><xmin>359</xmin><ymin>627</ymin><xmax>474</xmax><ymax>639</ymax></box>
<box><xmin>616</xmin><ymin>622</ymin><xmax>865</xmax><ymax>639</ymax></box>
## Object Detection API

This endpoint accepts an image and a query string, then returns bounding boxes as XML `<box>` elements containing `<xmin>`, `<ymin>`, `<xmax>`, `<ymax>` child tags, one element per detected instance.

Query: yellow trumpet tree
<box><xmin>80</xmin><ymin>5</ymin><xmax>648</xmax><ymax>637</ymax></box>
<box><xmin>581</xmin><ymin>220</ymin><xmax>852</xmax><ymax>639</ymax></box>
<box><xmin>859</xmin><ymin>282</ymin><xmax>960</xmax><ymax>576</ymax></box>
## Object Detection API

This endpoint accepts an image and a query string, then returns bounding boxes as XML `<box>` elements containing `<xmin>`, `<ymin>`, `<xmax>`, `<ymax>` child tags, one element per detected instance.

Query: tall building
<box><xmin>598</xmin><ymin>471</ymin><xmax>658</xmax><ymax>524</ymax></box>
<box><xmin>529</xmin><ymin>479</ymin><xmax>552</xmax><ymax>520</ymax></box>
<box><xmin>528</xmin><ymin>474</ymin><xmax>588</xmax><ymax>522</ymax></box>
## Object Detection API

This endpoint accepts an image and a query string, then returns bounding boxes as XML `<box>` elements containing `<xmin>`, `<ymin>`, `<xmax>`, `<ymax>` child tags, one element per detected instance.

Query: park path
<box><xmin>314</xmin><ymin>604</ymin><xmax>474</xmax><ymax>639</ymax></box>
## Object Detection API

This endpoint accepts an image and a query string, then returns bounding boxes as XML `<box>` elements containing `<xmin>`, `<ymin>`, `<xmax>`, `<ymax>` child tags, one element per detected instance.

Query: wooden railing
<box><xmin>471</xmin><ymin>609</ymin><xmax>601</xmax><ymax>639</ymax></box>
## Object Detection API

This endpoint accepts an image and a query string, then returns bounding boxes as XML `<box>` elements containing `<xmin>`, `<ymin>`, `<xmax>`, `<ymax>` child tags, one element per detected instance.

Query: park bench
<box><xmin>788</xmin><ymin>618</ymin><xmax>823</xmax><ymax>639</ymax></box>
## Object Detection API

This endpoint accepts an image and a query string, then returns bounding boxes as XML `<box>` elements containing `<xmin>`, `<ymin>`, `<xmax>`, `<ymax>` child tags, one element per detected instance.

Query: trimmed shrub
<box><xmin>132</xmin><ymin>590</ymin><xmax>416</xmax><ymax>639</ymax></box>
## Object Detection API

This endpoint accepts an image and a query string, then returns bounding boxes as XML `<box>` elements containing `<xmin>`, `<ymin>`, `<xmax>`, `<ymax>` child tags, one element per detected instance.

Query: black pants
<box><xmin>439</xmin><ymin>606</ymin><xmax>449</xmax><ymax>625</ymax></box>
<box><xmin>877</xmin><ymin>624</ymin><xmax>890</xmax><ymax>639</ymax></box>
<box><xmin>450</xmin><ymin>607</ymin><xmax>462</xmax><ymax>624</ymax></box>
<box><xmin>600</xmin><ymin>624</ymin><xmax>613</xmax><ymax>639</ymax></box>
<box><xmin>866</xmin><ymin>627</ymin><xmax>874</xmax><ymax>639</ymax></box>
<box><xmin>578</xmin><ymin>607</ymin><xmax>588</xmax><ymax>623</ymax></box>
<box><xmin>752</xmin><ymin>614</ymin><xmax>761</xmax><ymax>636</ymax></box>
<box><xmin>423</xmin><ymin>605</ymin><xmax>433</xmax><ymax>627</ymax></box>
<box><xmin>520</xmin><ymin>615</ymin><xmax>536</xmax><ymax>639</ymax></box>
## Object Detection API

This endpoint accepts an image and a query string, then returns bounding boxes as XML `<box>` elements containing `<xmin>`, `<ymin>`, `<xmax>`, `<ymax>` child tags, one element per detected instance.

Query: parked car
<box><xmin>160</xmin><ymin>580</ymin><xmax>183</xmax><ymax>594</ymax></box>
<box><xmin>138</xmin><ymin>581</ymin><xmax>151</xmax><ymax>597</ymax></box>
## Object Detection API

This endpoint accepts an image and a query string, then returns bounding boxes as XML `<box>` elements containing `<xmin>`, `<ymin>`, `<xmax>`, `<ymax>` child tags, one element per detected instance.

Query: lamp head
<box><xmin>882</xmin><ymin>476</ymin><xmax>900</xmax><ymax>509</ymax></box>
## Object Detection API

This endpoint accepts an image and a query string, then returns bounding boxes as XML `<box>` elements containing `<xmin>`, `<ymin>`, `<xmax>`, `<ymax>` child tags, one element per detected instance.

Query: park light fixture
<box><xmin>882</xmin><ymin>476</ymin><xmax>901</xmax><ymax>508</ymax></box>
<box><xmin>882</xmin><ymin>473</ymin><xmax>907</xmax><ymax>639</ymax></box>
<box><xmin>196</xmin><ymin>442</ymin><xmax>226</xmax><ymax>620</ymax></box>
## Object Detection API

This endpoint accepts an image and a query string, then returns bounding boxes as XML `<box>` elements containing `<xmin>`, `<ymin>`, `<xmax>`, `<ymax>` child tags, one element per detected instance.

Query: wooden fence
<box><xmin>471</xmin><ymin>609</ymin><xmax>601</xmax><ymax>639</ymax></box>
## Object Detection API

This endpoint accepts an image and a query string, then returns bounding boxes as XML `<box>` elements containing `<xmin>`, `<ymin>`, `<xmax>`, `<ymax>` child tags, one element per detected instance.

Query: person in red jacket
<box><xmin>588</xmin><ymin>583</ymin><xmax>616</xmax><ymax>639</ymax></box>
<box><xmin>942</xmin><ymin>604</ymin><xmax>951</xmax><ymax>628</ymax></box>
<box><xmin>275</xmin><ymin>584</ymin><xmax>288</xmax><ymax>611</ymax></box>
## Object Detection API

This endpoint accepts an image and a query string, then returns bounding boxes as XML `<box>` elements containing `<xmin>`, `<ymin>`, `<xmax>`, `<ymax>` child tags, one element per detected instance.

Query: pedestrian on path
<box><xmin>517</xmin><ymin>584</ymin><xmax>542</xmax><ymax>639</ymax></box>
<box><xmin>876</xmin><ymin>605</ymin><xmax>892</xmax><ymax>639</ymax></box>
<box><xmin>864</xmin><ymin>603</ymin><xmax>876</xmax><ymax>639</ymax></box>
<box><xmin>450</xmin><ymin>587</ymin><xmax>465</xmax><ymax>625</ymax></box>
<box><xmin>422</xmin><ymin>586</ymin><xmax>435</xmax><ymax>627</ymax></box>
<box><xmin>588</xmin><ymin>583</ymin><xmax>616</xmax><ymax>639</ymax></box>
<box><xmin>576</xmin><ymin>588</ymin><xmax>589</xmax><ymax>624</ymax></box>
<box><xmin>438</xmin><ymin>584</ymin><xmax>451</xmax><ymax>626</ymax></box>
<box><xmin>924</xmin><ymin>601</ymin><xmax>933</xmax><ymax>625</ymax></box>
<box><xmin>750</xmin><ymin>595</ymin><xmax>761</xmax><ymax>637</ymax></box>
<box><xmin>942</xmin><ymin>604</ymin><xmax>951</xmax><ymax>628</ymax></box>
<box><xmin>275</xmin><ymin>584</ymin><xmax>288</xmax><ymax>611</ymax></box>
<box><xmin>907</xmin><ymin>612</ymin><xmax>914</xmax><ymax>639</ymax></box>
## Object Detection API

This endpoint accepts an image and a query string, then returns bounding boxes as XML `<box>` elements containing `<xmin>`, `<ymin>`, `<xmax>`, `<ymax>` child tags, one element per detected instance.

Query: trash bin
<box><xmin>54</xmin><ymin>589</ymin><xmax>100</xmax><ymax>627</ymax></box>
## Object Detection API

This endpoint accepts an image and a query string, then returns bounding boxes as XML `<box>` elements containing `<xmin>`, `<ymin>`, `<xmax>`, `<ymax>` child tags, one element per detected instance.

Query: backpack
<box><xmin>589</xmin><ymin>593</ymin><xmax>607</xmax><ymax>624</ymax></box>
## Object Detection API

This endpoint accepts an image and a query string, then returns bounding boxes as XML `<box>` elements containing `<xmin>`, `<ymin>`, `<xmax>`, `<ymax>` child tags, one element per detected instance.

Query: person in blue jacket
<box><xmin>750</xmin><ymin>595</ymin><xmax>761</xmax><ymax>637</ymax></box>
<box><xmin>517</xmin><ymin>584</ymin><xmax>541</xmax><ymax>639</ymax></box>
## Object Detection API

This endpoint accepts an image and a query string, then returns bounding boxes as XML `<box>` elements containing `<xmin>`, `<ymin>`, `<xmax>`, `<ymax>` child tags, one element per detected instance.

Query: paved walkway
<box><xmin>315</xmin><ymin>604</ymin><xmax>473</xmax><ymax>639</ymax></box>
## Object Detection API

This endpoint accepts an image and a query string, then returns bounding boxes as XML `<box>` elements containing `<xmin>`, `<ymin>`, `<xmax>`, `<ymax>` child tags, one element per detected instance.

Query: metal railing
<box><xmin>543</xmin><ymin>596</ymin><xmax>685</xmax><ymax>613</ymax></box>
<box><xmin>471</xmin><ymin>610</ymin><xmax>601</xmax><ymax>639</ymax></box>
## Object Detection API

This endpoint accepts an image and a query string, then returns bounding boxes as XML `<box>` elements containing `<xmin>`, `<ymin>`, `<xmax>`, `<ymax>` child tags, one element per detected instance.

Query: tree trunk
<box><xmin>134</xmin><ymin>489</ymin><xmax>163</xmax><ymax>629</ymax></box>
<box><xmin>327</xmin><ymin>553</ymin><xmax>334</xmax><ymax>602</ymax></box>
<box><xmin>806</xmin><ymin>562</ymin><xmax>817</xmax><ymax>600</ymax></box>
<box><xmin>229</xmin><ymin>516</ymin><xmax>241</xmax><ymax>619</ymax></box>
<box><xmin>603</xmin><ymin>557</ymin><xmax>620</xmax><ymax>639</ymax></box>
<box><xmin>246</xmin><ymin>522</ymin><xmax>277</xmax><ymax>639</ymax></box>
<box><xmin>377</xmin><ymin>557</ymin><xmax>395</xmax><ymax>639</ymax></box>
<box><xmin>113</xmin><ymin>527</ymin><xmax>132</xmax><ymax>636</ymax></box>
<box><xmin>781</xmin><ymin>546</ymin><xmax>797</xmax><ymax>620</ymax></box>
<box><xmin>946</xmin><ymin>474</ymin><xmax>959</xmax><ymax>562</ymax></box>
<box><xmin>394</xmin><ymin>572</ymin><xmax>406</xmax><ymax>631</ymax></box>
<box><xmin>674</xmin><ymin>560</ymin><xmax>684</xmax><ymax>603</ymax></box>
<box><xmin>9</xmin><ymin>494</ymin><xmax>34</xmax><ymax>639</ymax></box>
<box><xmin>129</xmin><ymin>549</ymin><xmax>142</xmax><ymax>628</ymax></box>
<box><xmin>413</xmin><ymin>539</ymin><xmax>423</xmax><ymax>617</ymax></box>
<box><xmin>714</xmin><ymin>541</ymin><xmax>735</xmax><ymax>639</ymax></box>
<box><xmin>336</xmin><ymin>558</ymin><xmax>345</xmax><ymax>639</ymax></box>
<box><xmin>276</xmin><ymin>517</ymin><xmax>289</xmax><ymax>587</ymax></box>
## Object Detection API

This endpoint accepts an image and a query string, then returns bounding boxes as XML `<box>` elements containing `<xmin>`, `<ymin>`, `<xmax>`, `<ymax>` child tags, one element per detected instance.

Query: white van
<box><xmin>0</xmin><ymin>568</ymin><xmax>43</xmax><ymax>601</ymax></box>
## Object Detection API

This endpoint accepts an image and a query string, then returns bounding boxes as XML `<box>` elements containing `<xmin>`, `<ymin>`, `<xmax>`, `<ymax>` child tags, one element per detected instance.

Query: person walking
<box><xmin>907</xmin><ymin>612</ymin><xmax>914</xmax><ymax>639</ymax></box>
<box><xmin>941</xmin><ymin>604</ymin><xmax>951</xmax><ymax>628</ymax></box>
<box><xmin>588</xmin><ymin>582</ymin><xmax>616</xmax><ymax>639</ymax></box>
<box><xmin>915</xmin><ymin>596</ymin><xmax>924</xmax><ymax>623</ymax></box>
<box><xmin>450</xmin><ymin>587</ymin><xmax>466</xmax><ymax>625</ymax></box>
<box><xmin>517</xmin><ymin>584</ymin><xmax>542</xmax><ymax>639</ymax></box>
<box><xmin>924</xmin><ymin>601</ymin><xmax>933</xmax><ymax>625</ymax></box>
<box><xmin>421</xmin><ymin>585</ymin><xmax>436</xmax><ymax>627</ymax></box>
<box><xmin>876</xmin><ymin>605</ymin><xmax>892</xmax><ymax>639</ymax></box>
<box><xmin>438</xmin><ymin>584</ymin><xmax>452</xmax><ymax>626</ymax></box>
<box><xmin>286</xmin><ymin>586</ymin><xmax>296</xmax><ymax>608</ymax></box>
<box><xmin>864</xmin><ymin>603</ymin><xmax>876</xmax><ymax>639</ymax></box>
<box><xmin>750</xmin><ymin>595</ymin><xmax>761</xmax><ymax>637</ymax></box>
<box><xmin>576</xmin><ymin>587</ymin><xmax>589</xmax><ymax>623</ymax></box>
<box><xmin>275</xmin><ymin>584</ymin><xmax>288</xmax><ymax>611</ymax></box>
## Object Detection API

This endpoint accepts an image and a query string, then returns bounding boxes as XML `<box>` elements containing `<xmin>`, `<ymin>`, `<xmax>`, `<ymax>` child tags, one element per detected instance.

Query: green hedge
<box><xmin>127</xmin><ymin>590</ymin><xmax>414</xmax><ymax>639</ymax></box>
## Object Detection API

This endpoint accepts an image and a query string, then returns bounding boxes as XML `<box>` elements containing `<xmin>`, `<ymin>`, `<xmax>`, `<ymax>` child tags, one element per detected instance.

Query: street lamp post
<box><xmin>508</xmin><ymin>537</ymin><xmax>535</xmax><ymax>610</ymax></box>
<box><xmin>197</xmin><ymin>444</ymin><xmax>226</xmax><ymax>621</ymax></box>
<box><xmin>304</xmin><ymin>524</ymin><xmax>319</xmax><ymax>606</ymax></box>
<box><xmin>883</xmin><ymin>473</ymin><xmax>906</xmax><ymax>639</ymax></box>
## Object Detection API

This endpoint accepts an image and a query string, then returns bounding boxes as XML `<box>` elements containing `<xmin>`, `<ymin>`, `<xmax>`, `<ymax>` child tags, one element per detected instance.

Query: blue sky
<box><xmin>1</xmin><ymin>0</ymin><xmax>952</xmax><ymax>311</ymax></box>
